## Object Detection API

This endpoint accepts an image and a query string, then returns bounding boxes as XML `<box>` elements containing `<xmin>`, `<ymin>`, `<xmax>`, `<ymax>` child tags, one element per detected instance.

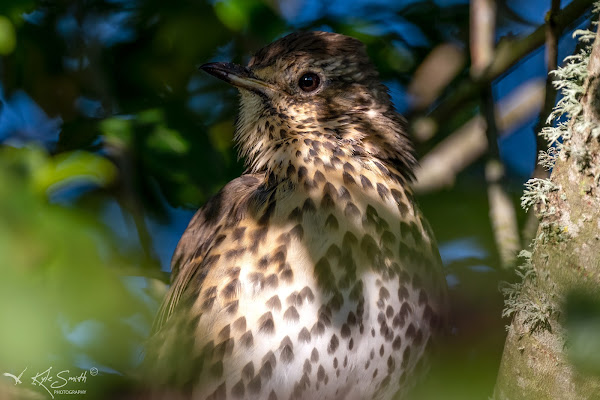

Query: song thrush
<box><xmin>145</xmin><ymin>31</ymin><xmax>448</xmax><ymax>400</ymax></box>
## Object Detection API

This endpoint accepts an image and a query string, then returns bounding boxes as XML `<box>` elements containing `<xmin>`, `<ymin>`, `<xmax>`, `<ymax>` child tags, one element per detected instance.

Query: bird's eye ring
<box><xmin>298</xmin><ymin>72</ymin><xmax>321</xmax><ymax>92</ymax></box>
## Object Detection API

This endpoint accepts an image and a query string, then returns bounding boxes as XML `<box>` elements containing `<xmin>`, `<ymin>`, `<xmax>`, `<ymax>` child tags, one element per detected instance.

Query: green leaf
<box><xmin>214</xmin><ymin>0</ymin><xmax>251</xmax><ymax>31</ymax></box>
<box><xmin>100</xmin><ymin>117</ymin><xmax>134</xmax><ymax>145</ymax></box>
<box><xmin>147</xmin><ymin>126</ymin><xmax>190</xmax><ymax>155</ymax></box>
<box><xmin>33</xmin><ymin>151</ymin><xmax>117</xmax><ymax>195</ymax></box>
<box><xmin>0</xmin><ymin>15</ymin><xmax>16</xmax><ymax>55</ymax></box>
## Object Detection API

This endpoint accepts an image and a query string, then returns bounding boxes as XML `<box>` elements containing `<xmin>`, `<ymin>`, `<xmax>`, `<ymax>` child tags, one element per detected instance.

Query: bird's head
<box><xmin>201</xmin><ymin>31</ymin><xmax>416</xmax><ymax>181</ymax></box>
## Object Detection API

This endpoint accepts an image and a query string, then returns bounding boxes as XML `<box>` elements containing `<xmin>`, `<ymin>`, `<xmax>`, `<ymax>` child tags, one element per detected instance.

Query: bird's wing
<box><xmin>152</xmin><ymin>173</ymin><xmax>265</xmax><ymax>333</ymax></box>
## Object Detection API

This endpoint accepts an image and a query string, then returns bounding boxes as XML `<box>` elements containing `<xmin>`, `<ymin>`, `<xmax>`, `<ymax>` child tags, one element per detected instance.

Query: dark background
<box><xmin>0</xmin><ymin>0</ymin><xmax>596</xmax><ymax>398</ymax></box>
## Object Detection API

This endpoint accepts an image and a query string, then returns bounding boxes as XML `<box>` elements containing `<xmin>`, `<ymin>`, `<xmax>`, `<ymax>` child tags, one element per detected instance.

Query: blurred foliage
<box><xmin>0</xmin><ymin>0</ymin><xmax>596</xmax><ymax>398</ymax></box>
<box><xmin>0</xmin><ymin>16</ymin><xmax>16</xmax><ymax>55</ymax></box>
<box><xmin>0</xmin><ymin>146</ymin><xmax>157</xmax><ymax>398</ymax></box>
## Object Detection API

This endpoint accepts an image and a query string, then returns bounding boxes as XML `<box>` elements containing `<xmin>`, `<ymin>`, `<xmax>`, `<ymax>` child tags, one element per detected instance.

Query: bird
<box><xmin>144</xmin><ymin>31</ymin><xmax>448</xmax><ymax>400</ymax></box>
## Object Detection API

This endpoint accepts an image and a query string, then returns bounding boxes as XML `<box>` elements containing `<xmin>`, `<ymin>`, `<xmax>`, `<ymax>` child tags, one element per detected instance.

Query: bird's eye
<box><xmin>298</xmin><ymin>73</ymin><xmax>321</xmax><ymax>92</ymax></box>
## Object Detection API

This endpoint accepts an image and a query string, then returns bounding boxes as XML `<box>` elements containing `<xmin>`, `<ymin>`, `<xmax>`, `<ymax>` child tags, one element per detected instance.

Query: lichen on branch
<box><xmin>500</xmin><ymin>250</ymin><xmax>559</xmax><ymax>334</ymax></box>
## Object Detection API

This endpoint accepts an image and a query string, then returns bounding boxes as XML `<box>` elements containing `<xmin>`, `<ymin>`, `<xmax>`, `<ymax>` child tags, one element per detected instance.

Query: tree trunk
<box><xmin>493</xmin><ymin>18</ymin><xmax>600</xmax><ymax>400</ymax></box>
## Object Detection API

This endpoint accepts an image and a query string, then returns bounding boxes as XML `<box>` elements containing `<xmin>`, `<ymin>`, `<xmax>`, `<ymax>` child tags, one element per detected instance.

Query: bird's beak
<box><xmin>200</xmin><ymin>62</ymin><xmax>274</xmax><ymax>96</ymax></box>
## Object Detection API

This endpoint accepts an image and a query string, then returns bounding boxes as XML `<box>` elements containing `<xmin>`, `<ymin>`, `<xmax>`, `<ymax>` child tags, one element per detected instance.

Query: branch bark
<box><xmin>494</xmin><ymin>18</ymin><xmax>600</xmax><ymax>400</ymax></box>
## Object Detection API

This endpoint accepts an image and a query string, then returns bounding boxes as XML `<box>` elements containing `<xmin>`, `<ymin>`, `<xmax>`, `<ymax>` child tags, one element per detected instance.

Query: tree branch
<box><xmin>494</xmin><ymin>13</ymin><xmax>600</xmax><ymax>399</ymax></box>
<box><xmin>410</xmin><ymin>0</ymin><xmax>593</xmax><ymax>132</ymax></box>
<box><xmin>415</xmin><ymin>80</ymin><xmax>545</xmax><ymax>193</ymax></box>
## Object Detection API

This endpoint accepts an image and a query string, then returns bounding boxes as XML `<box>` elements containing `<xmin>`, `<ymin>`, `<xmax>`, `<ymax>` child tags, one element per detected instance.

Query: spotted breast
<box><xmin>145</xmin><ymin>31</ymin><xmax>448</xmax><ymax>400</ymax></box>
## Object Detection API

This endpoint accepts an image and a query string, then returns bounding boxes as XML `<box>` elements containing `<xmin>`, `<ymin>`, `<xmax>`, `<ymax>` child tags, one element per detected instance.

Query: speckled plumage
<box><xmin>145</xmin><ymin>31</ymin><xmax>448</xmax><ymax>400</ymax></box>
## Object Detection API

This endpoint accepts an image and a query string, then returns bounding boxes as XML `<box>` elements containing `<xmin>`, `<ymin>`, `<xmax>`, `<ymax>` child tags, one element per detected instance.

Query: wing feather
<box><xmin>152</xmin><ymin>173</ymin><xmax>264</xmax><ymax>333</ymax></box>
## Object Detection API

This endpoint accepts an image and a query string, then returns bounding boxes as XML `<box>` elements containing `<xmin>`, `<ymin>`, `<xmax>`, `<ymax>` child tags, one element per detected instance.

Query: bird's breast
<box><xmin>158</xmin><ymin>138</ymin><xmax>447</xmax><ymax>400</ymax></box>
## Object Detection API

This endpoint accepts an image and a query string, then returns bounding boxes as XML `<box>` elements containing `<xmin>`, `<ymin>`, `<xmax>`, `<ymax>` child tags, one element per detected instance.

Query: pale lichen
<box><xmin>539</xmin><ymin>27</ymin><xmax>596</xmax><ymax>161</ymax></box>
<box><xmin>506</xmin><ymin>7</ymin><xmax>598</xmax><ymax>336</ymax></box>
<box><xmin>500</xmin><ymin>250</ymin><xmax>559</xmax><ymax>333</ymax></box>
<box><xmin>520</xmin><ymin>178</ymin><xmax>558</xmax><ymax>212</ymax></box>
<box><xmin>537</xmin><ymin>147</ymin><xmax>558</xmax><ymax>171</ymax></box>
<box><xmin>521</xmin><ymin>21</ymin><xmax>596</xmax><ymax>219</ymax></box>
